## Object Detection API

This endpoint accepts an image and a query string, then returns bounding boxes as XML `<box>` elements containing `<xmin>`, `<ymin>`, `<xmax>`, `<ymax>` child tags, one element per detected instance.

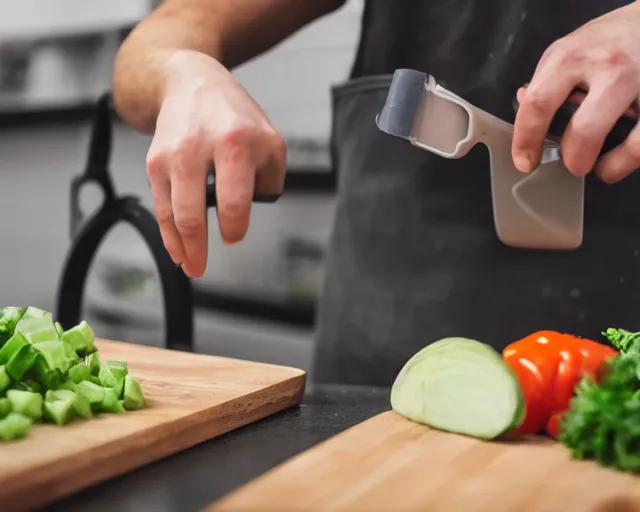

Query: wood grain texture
<box><xmin>0</xmin><ymin>339</ymin><xmax>306</xmax><ymax>512</ymax></box>
<box><xmin>210</xmin><ymin>410</ymin><xmax>640</xmax><ymax>512</ymax></box>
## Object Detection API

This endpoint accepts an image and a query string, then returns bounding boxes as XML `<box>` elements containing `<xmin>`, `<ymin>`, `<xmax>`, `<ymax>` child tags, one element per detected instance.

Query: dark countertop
<box><xmin>44</xmin><ymin>384</ymin><xmax>391</xmax><ymax>512</ymax></box>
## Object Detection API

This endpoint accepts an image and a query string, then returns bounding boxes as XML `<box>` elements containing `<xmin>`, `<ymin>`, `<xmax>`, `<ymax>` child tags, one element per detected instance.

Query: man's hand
<box><xmin>512</xmin><ymin>3</ymin><xmax>640</xmax><ymax>183</ymax></box>
<box><xmin>146</xmin><ymin>50</ymin><xmax>286</xmax><ymax>278</ymax></box>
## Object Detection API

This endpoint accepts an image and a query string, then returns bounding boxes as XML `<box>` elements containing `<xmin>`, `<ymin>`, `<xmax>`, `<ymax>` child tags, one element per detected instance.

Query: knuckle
<box><xmin>175</xmin><ymin>215</ymin><xmax>205</xmax><ymax>236</ymax></box>
<box><xmin>267</xmin><ymin>129</ymin><xmax>287</xmax><ymax>156</ymax></box>
<box><xmin>521</xmin><ymin>88</ymin><xmax>553</xmax><ymax>115</ymax></box>
<box><xmin>155</xmin><ymin>206</ymin><xmax>174</xmax><ymax>225</ymax></box>
<box><xmin>146</xmin><ymin>151</ymin><xmax>165</xmax><ymax>179</ymax></box>
<box><xmin>569</xmin><ymin>118</ymin><xmax>600</xmax><ymax>145</ymax></box>
<box><xmin>219</xmin><ymin>199</ymin><xmax>247</xmax><ymax>221</ymax></box>
<box><xmin>220</xmin><ymin>122</ymin><xmax>257</xmax><ymax>149</ymax></box>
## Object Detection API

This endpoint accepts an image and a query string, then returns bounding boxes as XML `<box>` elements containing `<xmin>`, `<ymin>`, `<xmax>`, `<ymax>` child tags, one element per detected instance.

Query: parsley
<box><xmin>558</xmin><ymin>329</ymin><xmax>640</xmax><ymax>473</ymax></box>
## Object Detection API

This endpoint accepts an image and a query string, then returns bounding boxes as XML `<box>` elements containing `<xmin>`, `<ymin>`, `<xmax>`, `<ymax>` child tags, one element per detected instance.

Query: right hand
<box><xmin>147</xmin><ymin>50</ymin><xmax>287</xmax><ymax>278</ymax></box>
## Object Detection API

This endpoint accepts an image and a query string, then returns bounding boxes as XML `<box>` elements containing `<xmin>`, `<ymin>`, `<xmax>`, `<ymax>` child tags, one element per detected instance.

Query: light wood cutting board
<box><xmin>210</xmin><ymin>410</ymin><xmax>640</xmax><ymax>512</ymax></box>
<box><xmin>0</xmin><ymin>339</ymin><xmax>305</xmax><ymax>512</ymax></box>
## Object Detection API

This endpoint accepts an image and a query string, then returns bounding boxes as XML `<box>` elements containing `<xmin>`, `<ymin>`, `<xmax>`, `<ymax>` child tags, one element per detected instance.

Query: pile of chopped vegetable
<box><xmin>0</xmin><ymin>306</ymin><xmax>146</xmax><ymax>442</ymax></box>
<box><xmin>558</xmin><ymin>328</ymin><xmax>640</xmax><ymax>473</ymax></box>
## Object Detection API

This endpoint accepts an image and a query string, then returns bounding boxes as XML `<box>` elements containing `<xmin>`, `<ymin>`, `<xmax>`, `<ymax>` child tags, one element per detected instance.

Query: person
<box><xmin>113</xmin><ymin>0</ymin><xmax>640</xmax><ymax>387</ymax></box>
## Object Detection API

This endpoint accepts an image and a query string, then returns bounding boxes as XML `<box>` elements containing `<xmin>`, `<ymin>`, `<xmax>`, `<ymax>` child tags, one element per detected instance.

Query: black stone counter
<box><xmin>44</xmin><ymin>384</ymin><xmax>391</xmax><ymax>512</ymax></box>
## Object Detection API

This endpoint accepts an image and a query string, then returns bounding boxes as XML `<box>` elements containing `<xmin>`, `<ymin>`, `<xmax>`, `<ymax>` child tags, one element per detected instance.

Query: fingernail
<box><xmin>513</xmin><ymin>153</ymin><xmax>533</xmax><ymax>173</ymax></box>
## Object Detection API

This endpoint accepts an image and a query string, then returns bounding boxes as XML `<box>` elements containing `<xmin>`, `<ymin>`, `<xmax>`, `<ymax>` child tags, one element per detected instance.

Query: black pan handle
<box><xmin>512</xmin><ymin>88</ymin><xmax>637</xmax><ymax>158</ymax></box>
<box><xmin>205</xmin><ymin>167</ymin><xmax>281</xmax><ymax>207</ymax></box>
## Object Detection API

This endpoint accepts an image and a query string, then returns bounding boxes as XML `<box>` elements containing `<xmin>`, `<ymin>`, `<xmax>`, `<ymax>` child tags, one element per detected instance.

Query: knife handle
<box><xmin>205</xmin><ymin>168</ymin><xmax>281</xmax><ymax>207</ymax></box>
<box><xmin>512</xmin><ymin>88</ymin><xmax>637</xmax><ymax>158</ymax></box>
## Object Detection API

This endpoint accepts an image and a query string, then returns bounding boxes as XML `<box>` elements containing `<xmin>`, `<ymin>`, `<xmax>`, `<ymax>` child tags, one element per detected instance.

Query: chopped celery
<box><xmin>98</xmin><ymin>360</ymin><xmax>128</xmax><ymax>398</ymax></box>
<box><xmin>123</xmin><ymin>376</ymin><xmax>145</xmax><ymax>411</ymax></box>
<box><xmin>44</xmin><ymin>400</ymin><xmax>74</xmax><ymax>426</ymax></box>
<box><xmin>0</xmin><ymin>306</ymin><xmax>147</xmax><ymax>441</ymax></box>
<box><xmin>0</xmin><ymin>413</ymin><xmax>32</xmax><ymax>441</ymax></box>
<box><xmin>68</xmin><ymin>362</ymin><xmax>91</xmax><ymax>384</ymax></box>
<box><xmin>14</xmin><ymin>307</ymin><xmax>59</xmax><ymax>344</ymax></box>
<box><xmin>35</xmin><ymin>340</ymin><xmax>78</xmax><ymax>374</ymax></box>
<box><xmin>0</xmin><ymin>365</ymin><xmax>10</xmax><ymax>392</ymax></box>
<box><xmin>0</xmin><ymin>307</ymin><xmax>26</xmax><ymax>344</ymax></box>
<box><xmin>74</xmin><ymin>380</ymin><xmax>106</xmax><ymax>406</ymax></box>
<box><xmin>61</xmin><ymin>321</ymin><xmax>97</xmax><ymax>356</ymax></box>
<box><xmin>102</xmin><ymin>399</ymin><xmax>126</xmax><ymax>414</ymax></box>
<box><xmin>6</xmin><ymin>344</ymin><xmax>38</xmax><ymax>380</ymax></box>
<box><xmin>0</xmin><ymin>398</ymin><xmax>11</xmax><ymax>418</ymax></box>
<box><xmin>46</xmin><ymin>389</ymin><xmax>93</xmax><ymax>419</ymax></box>
<box><xmin>100</xmin><ymin>387</ymin><xmax>119</xmax><ymax>412</ymax></box>
<box><xmin>11</xmin><ymin>379</ymin><xmax>42</xmax><ymax>394</ymax></box>
<box><xmin>0</xmin><ymin>331</ymin><xmax>29</xmax><ymax>364</ymax></box>
<box><xmin>33</xmin><ymin>356</ymin><xmax>63</xmax><ymax>390</ymax></box>
<box><xmin>7</xmin><ymin>390</ymin><xmax>43</xmax><ymax>421</ymax></box>
<box><xmin>86</xmin><ymin>352</ymin><xmax>101</xmax><ymax>375</ymax></box>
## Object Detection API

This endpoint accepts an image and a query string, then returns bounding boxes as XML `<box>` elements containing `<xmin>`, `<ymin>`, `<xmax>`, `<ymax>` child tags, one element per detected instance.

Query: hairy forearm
<box><xmin>113</xmin><ymin>0</ymin><xmax>346</xmax><ymax>133</ymax></box>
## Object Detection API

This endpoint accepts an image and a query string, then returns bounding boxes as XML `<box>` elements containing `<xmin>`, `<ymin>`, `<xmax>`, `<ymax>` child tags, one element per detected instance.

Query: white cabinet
<box><xmin>0</xmin><ymin>0</ymin><xmax>151</xmax><ymax>42</ymax></box>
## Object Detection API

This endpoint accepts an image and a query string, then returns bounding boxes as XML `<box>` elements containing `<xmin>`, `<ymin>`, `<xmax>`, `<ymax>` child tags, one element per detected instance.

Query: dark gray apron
<box><xmin>312</xmin><ymin>0</ymin><xmax>640</xmax><ymax>387</ymax></box>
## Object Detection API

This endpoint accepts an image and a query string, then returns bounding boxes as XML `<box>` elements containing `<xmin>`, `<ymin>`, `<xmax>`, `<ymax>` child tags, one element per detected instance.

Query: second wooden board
<box><xmin>210</xmin><ymin>410</ymin><xmax>640</xmax><ymax>512</ymax></box>
<box><xmin>0</xmin><ymin>340</ymin><xmax>306</xmax><ymax>512</ymax></box>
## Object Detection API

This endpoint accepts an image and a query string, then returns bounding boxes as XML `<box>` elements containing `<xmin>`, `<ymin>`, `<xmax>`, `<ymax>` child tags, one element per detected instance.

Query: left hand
<box><xmin>512</xmin><ymin>3</ymin><xmax>640</xmax><ymax>183</ymax></box>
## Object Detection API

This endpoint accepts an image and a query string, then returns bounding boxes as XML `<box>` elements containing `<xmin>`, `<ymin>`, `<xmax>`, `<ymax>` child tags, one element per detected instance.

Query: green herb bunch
<box><xmin>559</xmin><ymin>328</ymin><xmax>640</xmax><ymax>473</ymax></box>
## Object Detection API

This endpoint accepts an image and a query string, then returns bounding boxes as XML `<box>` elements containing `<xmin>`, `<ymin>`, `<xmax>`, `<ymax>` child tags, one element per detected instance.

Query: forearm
<box><xmin>113</xmin><ymin>0</ymin><xmax>346</xmax><ymax>133</ymax></box>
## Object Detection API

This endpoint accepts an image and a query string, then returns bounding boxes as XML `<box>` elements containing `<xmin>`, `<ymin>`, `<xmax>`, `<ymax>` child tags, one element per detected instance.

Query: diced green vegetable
<box><xmin>0</xmin><ymin>331</ymin><xmax>30</xmax><ymax>364</ymax></box>
<box><xmin>44</xmin><ymin>399</ymin><xmax>75</xmax><ymax>426</ymax></box>
<box><xmin>6</xmin><ymin>344</ymin><xmax>38</xmax><ymax>380</ymax></box>
<box><xmin>11</xmin><ymin>379</ymin><xmax>42</xmax><ymax>394</ymax></box>
<box><xmin>0</xmin><ymin>306</ymin><xmax>147</xmax><ymax>442</ymax></box>
<box><xmin>98</xmin><ymin>360</ymin><xmax>128</xmax><ymax>398</ymax></box>
<box><xmin>123</xmin><ymin>375</ymin><xmax>145</xmax><ymax>411</ymax></box>
<box><xmin>61</xmin><ymin>321</ymin><xmax>97</xmax><ymax>356</ymax></box>
<box><xmin>86</xmin><ymin>352</ymin><xmax>101</xmax><ymax>375</ymax></box>
<box><xmin>6</xmin><ymin>390</ymin><xmax>43</xmax><ymax>421</ymax></box>
<box><xmin>33</xmin><ymin>357</ymin><xmax>63</xmax><ymax>390</ymax></box>
<box><xmin>46</xmin><ymin>389</ymin><xmax>93</xmax><ymax>419</ymax></box>
<box><xmin>35</xmin><ymin>340</ymin><xmax>78</xmax><ymax>374</ymax></box>
<box><xmin>14</xmin><ymin>307</ymin><xmax>59</xmax><ymax>344</ymax></box>
<box><xmin>68</xmin><ymin>362</ymin><xmax>91</xmax><ymax>384</ymax></box>
<box><xmin>0</xmin><ymin>413</ymin><xmax>32</xmax><ymax>441</ymax></box>
<box><xmin>0</xmin><ymin>365</ymin><xmax>10</xmax><ymax>392</ymax></box>
<box><xmin>74</xmin><ymin>380</ymin><xmax>106</xmax><ymax>406</ymax></box>
<box><xmin>100</xmin><ymin>387</ymin><xmax>119</xmax><ymax>412</ymax></box>
<box><xmin>0</xmin><ymin>307</ymin><xmax>26</xmax><ymax>344</ymax></box>
<box><xmin>102</xmin><ymin>399</ymin><xmax>126</xmax><ymax>414</ymax></box>
<box><xmin>0</xmin><ymin>398</ymin><xmax>11</xmax><ymax>419</ymax></box>
<box><xmin>390</xmin><ymin>337</ymin><xmax>525</xmax><ymax>440</ymax></box>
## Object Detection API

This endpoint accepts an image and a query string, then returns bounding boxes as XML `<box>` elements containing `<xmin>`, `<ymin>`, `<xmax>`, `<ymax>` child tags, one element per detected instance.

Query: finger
<box><xmin>170</xmin><ymin>145</ymin><xmax>210</xmax><ymax>278</ymax></box>
<box><xmin>254</xmin><ymin>129</ymin><xmax>287</xmax><ymax>195</ymax></box>
<box><xmin>560</xmin><ymin>79</ymin><xmax>637</xmax><ymax>176</ymax></box>
<box><xmin>147</xmin><ymin>152</ymin><xmax>186</xmax><ymax>266</ymax></box>
<box><xmin>512</xmin><ymin>52</ymin><xmax>583</xmax><ymax>173</ymax></box>
<box><xmin>595</xmin><ymin>118</ymin><xmax>640</xmax><ymax>183</ymax></box>
<box><xmin>214</xmin><ymin>135</ymin><xmax>256</xmax><ymax>244</ymax></box>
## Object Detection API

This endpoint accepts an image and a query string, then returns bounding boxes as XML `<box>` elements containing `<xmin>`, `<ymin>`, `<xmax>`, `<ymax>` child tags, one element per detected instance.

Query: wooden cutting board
<box><xmin>0</xmin><ymin>339</ymin><xmax>305</xmax><ymax>512</ymax></box>
<box><xmin>210</xmin><ymin>410</ymin><xmax>640</xmax><ymax>512</ymax></box>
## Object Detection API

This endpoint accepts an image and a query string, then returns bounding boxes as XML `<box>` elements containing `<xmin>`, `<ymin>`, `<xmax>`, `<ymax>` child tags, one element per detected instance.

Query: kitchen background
<box><xmin>0</xmin><ymin>0</ymin><xmax>365</xmax><ymax>379</ymax></box>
